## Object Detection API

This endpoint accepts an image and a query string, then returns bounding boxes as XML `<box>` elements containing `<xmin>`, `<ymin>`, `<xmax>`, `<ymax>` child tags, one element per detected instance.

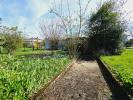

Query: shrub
<box><xmin>1</xmin><ymin>27</ymin><xmax>23</xmax><ymax>54</ymax></box>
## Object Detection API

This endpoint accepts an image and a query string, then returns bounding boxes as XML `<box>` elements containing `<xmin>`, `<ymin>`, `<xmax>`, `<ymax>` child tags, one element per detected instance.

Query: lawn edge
<box><xmin>97</xmin><ymin>57</ymin><xmax>132</xmax><ymax>100</ymax></box>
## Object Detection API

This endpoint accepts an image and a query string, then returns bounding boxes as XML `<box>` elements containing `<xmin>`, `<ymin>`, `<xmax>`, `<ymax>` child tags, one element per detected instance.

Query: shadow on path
<box><xmin>79</xmin><ymin>55</ymin><xmax>96</xmax><ymax>61</ymax></box>
<box><xmin>96</xmin><ymin>58</ymin><xmax>131</xmax><ymax>100</ymax></box>
<box><xmin>79</xmin><ymin>55</ymin><xmax>131</xmax><ymax>100</ymax></box>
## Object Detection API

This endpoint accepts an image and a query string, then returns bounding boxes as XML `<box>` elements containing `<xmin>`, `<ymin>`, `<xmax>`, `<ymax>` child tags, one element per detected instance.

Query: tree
<box><xmin>1</xmin><ymin>26</ymin><xmax>23</xmax><ymax>54</ymax></box>
<box><xmin>50</xmin><ymin>0</ymin><xmax>91</xmax><ymax>58</ymax></box>
<box><xmin>0</xmin><ymin>35</ymin><xmax>5</xmax><ymax>53</ymax></box>
<box><xmin>128</xmin><ymin>26</ymin><xmax>133</xmax><ymax>38</ymax></box>
<box><xmin>126</xmin><ymin>39</ymin><xmax>133</xmax><ymax>47</ymax></box>
<box><xmin>40</xmin><ymin>20</ymin><xmax>62</xmax><ymax>52</ymax></box>
<box><xmin>86</xmin><ymin>0</ymin><xmax>126</xmax><ymax>55</ymax></box>
<box><xmin>0</xmin><ymin>18</ymin><xmax>3</xmax><ymax>53</ymax></box>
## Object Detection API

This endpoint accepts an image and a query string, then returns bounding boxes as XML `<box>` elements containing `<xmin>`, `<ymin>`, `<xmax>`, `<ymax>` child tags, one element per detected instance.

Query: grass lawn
<box><xmin>0</xmin><ymin>53</ymin><xmax>70</xmax><ymax>99</ymax></box>
<box><xmin>101</xmin><ymin>48</ymin><xmax>133</xmax><ymax>92</ymax></box>
<box><xmin>15</xmin><ymin>48</ymin><xmax>51</xmax><ymax>56</ymax></box>
<box><xmin>15</xmin><ymin>48</ymin><xmax>65</xmax><ymax>56</ymax></box>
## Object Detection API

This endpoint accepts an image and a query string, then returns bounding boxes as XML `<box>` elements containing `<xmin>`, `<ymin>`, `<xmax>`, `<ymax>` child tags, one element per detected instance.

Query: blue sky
<box><xmin>0</xmin><ymin>0</ymin><xmax>53</xmax><ymax>38</ymax></box>
<box><xmin>0</xmin><ymin>0</ymin><xmax>133</xmax><ymax>38</ymax></box>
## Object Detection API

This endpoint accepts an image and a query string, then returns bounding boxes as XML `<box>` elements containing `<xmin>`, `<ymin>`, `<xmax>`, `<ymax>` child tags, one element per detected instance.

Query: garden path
<box><xmin>32</xmin><ymin>59</ymin><xmax>111</xmax><ymax>100</ymax></box>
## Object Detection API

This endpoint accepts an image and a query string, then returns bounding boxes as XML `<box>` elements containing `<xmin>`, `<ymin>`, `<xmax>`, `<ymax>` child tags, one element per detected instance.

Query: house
<box><xmin>45</xmin><ymin>38</ymin><xmax>65</xmax><ymax>50</ymax></box>
<box><xmin>24</xmin><ymin>37</ymin><xmax>44</xmax><ymax>49</ymax></box>
<box><xmin>24</xmin><ymin>37</ymin><xmax>88</xmax><ymax>50</ymax></box>
<box><xmin>44</xmin><ymin>37</ymin><xmax>88</xmax><ymax>50</ymax></box>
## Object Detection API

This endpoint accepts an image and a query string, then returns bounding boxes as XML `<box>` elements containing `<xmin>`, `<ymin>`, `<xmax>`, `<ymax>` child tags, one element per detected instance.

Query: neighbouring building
<box><xmin>24</xmin><ymin>37</ymin><xmax>44</xmax><ymax>49</ymax></box>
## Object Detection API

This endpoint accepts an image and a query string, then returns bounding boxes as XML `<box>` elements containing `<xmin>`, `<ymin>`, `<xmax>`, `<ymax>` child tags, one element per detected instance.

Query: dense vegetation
<box><xmin>0</xmin><ymin>54</ymin><xmax>70</xmax><ymax>99</ymax></box>
<box><xmin>0</xmin><ymin>26</ymin><xmax>23</xmax><ymax>54</ymax></box>
<box><xmin>102</xmin><ymin>49</ymin><xmax>133</xmax><ymax>92</ymax></box>
<box><xmin>85</xmin><ymin>1</ymin><xmax>125</xmax><ymax>55</ymax></box>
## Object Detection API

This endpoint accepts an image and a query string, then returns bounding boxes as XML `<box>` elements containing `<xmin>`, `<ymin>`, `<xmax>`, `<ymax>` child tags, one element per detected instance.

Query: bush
<box><xmin>0</xmin><ymin>36</ymin><xmax>5</xmax><ymax>53</ymax></box>
<box><xmin>1</xmin><ymin>27</ymin><xmax>23</xmax><ymax>54</ymax></box>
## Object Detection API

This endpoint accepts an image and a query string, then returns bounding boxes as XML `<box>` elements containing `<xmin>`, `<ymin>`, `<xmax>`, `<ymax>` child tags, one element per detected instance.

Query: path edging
<box><xmin>96</xmin><ymin>57</ymin><xmax>132</xmax><ymax>100</ymax></box>
<box><xmin>30</xmin><ymin>60</ymin><xmax>76</xmax><ymax>100</ymax></box>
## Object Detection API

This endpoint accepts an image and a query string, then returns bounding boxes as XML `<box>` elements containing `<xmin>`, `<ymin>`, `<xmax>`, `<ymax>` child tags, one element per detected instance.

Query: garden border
<box><xmin>30</xmin><ymin>60</ymin><xmax>76</xmax><ymax>100</ymax></box>
<box><xmin>96</xmin><ymin>57</ymin><xmax>132</xmax><ymax>100</ymax></box>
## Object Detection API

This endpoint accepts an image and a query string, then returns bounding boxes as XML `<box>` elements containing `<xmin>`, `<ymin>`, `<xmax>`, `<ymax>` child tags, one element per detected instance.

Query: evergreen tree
<box><xmin>86</xmin><ymin>0</ymin><xmax>126</xmax><ymax>55</ymax></box>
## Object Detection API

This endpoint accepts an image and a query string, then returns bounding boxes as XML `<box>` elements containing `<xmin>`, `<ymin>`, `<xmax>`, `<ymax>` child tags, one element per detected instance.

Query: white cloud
<box><xmin>124</xmin><ymin>0</ymin><xmax>133</xmax><ymax>21</ymax></box>
<box><xmin>28</xmin><ymin>0</ymin><xmax>51</xmax><ymax>19</ymax></box>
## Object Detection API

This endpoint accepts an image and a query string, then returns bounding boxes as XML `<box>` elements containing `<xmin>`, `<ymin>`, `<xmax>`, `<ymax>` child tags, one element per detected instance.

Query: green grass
<box><xmin>15</xmin><ymin>49</ymin><xmax>50</xmax><ymax>56</ymax></box>
<box><xmin>15</xmin><ymin>48</ymin><xmax>65</xmax><ymax>56</ymax></box>
<box><xmin>15</xmin><ymin>48</ymin><xmax>50</xmax><ymax>56</ymax></box>
<box><xmin>126</xmin><ymin>46</ymin><xmax>133</xmax><ymax>49</ymax></box>
<box><xmin>1</xmin><ymin>47</ymin><xmax>67</xmax><ymax>56</ymax></box>
<box><xmin>101</xmin><ymin>49</ymin><xmax>133</xmax><ymax>91</ymax></box>
<box><xmin>0</xmin><ymin>54</ymin><xmax>70</xmax><ymax>99</ymax></box>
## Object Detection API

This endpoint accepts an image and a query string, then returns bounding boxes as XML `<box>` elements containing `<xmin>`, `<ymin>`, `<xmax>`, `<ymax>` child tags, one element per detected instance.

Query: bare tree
<box><xmin>40</xmin><ymin>19</ymin><xmax>62</xmax><ymax>53</ymax></box>
<box><xmin>50</xmin><ymin>0</ymin><xmax>91</xmax><ymax>58</ymax></box>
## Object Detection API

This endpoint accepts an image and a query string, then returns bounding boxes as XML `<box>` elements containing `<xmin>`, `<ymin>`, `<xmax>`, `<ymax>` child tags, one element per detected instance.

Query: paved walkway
<box><xmin>33</xmin><ymin>60</ymin><xmax>111</xmax><ymax>100</ymax></box>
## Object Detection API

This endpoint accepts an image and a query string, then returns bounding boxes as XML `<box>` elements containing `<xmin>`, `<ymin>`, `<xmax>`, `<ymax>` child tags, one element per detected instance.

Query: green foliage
<box><xmin>0</xmin><ymin>55</ymin><xmax>70</xmax><ymax>99</ymax></box>
<box><xmin>1</xmin><ymin>27</ymin><xmax>23</xmax><ymax>54</ymax></box>
<box><xmin>15</xmin><ymin>48</ymin><xmax>64</xmax><ymax>56</ymax></box>
<box><xmin>4</xmin><ymin>34</ymin><xmax>23</xmax><ymax>54</ymax></box>
<box><xmin>86</xmin><ymin>1</ymin><xmax>125</xmax><ymax>55</ymax></box>
<box><xmin>0</xmin><ymin>36</ymin><xmax>5</xmax><ymax>45</ymax></box>
<box><xmin>102</xmin><ymin>49</ymin><xmax>133</xmax><ymax>91</ymax></box>
<box><xmin>0</xmin><ymin>36</ymin><xmax>5</xmax><ymax>53</ymax></box>
<box><xmin>126</xmin><ymin>39</ymin><xmax>133</xmax><ymax>47</ymax></box>
<box><xmin>43</xmin><ymin>40</ymin><xmax>45</xmax><ymax>49</ymax></box>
